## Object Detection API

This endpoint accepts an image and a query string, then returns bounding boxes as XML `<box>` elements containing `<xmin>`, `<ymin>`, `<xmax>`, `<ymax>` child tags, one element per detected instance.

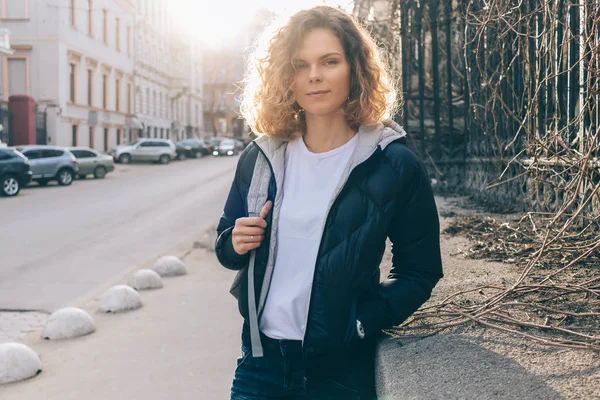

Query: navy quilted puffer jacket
<box><xmin>216</xmin><ymin>121</ymin><xmax>443</xmax><ymax>396</ymax></box>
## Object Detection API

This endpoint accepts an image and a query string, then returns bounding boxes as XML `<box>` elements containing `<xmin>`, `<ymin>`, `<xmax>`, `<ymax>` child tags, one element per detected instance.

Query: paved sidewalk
<box><xmin>0</xmin><ymin>242</ymin><xmax>242</xmax><ymax>400</ymax></box>
<box><xmin>0</xmin><ymin>311</ymin><xmax>48</xmax><ymax>343</ymax></box>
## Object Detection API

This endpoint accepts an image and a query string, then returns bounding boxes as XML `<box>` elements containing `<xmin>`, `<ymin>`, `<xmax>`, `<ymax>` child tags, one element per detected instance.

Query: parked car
<box><xmin>109</xmin><ymin>138</ymin><xmax>177</xmax><ymax>164</ymax></box>
<box><xmin>211</xmin><ymin>138</ymin><xmax>238</xmax><ymax>156</ymax></box>
<box><xmin>69</xmin><ymin>147</ymin><xmax>115</xmax><ymax>179</ymax></box>
<box><xmin>177</xmin><ymin>139</ymin><xmax>213</xmax><ymax>158</ymax></box>
<box><xmin>0</xmin><ymin>147</ymin><xmax>32</xmax><ymax>197</ymax></box>
<box><xmin>175</xmin><ymin>142</ymin><xmax>193</xmax><ymax>161</ymax></box>
<box><xmin>16</xmin><ymin>145</ymin><xmax>79</xmax><ymax>186</ymax></box>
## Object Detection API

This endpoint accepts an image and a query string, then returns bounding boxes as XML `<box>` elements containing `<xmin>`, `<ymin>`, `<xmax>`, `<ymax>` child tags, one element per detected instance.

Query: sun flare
<box><xmin>170</xmin><ymin>0</ymin><xmax>355</xmax><ymax>49</ymax></box>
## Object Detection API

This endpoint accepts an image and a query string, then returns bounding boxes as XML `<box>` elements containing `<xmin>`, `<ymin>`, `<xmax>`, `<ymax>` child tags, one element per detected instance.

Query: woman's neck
<box><xmin>303</xmin><ymin>113</ymin><xmax>356</xmax><ymax>154</ymax></box>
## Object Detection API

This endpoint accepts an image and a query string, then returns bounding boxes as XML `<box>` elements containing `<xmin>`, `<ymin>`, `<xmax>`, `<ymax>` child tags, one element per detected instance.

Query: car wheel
<box><xmin>57</xmin><ymin>169</ymin><xmax>74</xmax><ymax>186</ymax></box>
<box><xmin>159</xmin><ymin>154</ymin><xmax>170</xmax><ymax>164</ymax></box>
<box><xmin>176</xmin><ymin>153</ymin><xmax>186</xmax><ymax>161</ymax></box>
<box><xmin>193</xmin><ymin>151</ymin><xmax>202</xmax><ymax>159</ymax></box>
<box><xmin>94</xmin><ymin>166</ymin><xmax>107</xmax><ymax>179</ymax></box>
<box><xmin>119</xmin><ymin>153</ymin><xmax>132</xmax><ymax>164</ymax></box>
<box><xmin>1</xmin><ymin>175</ymin><xmax>20</xmax><ymax>197</ymax></box>
<box><xmin>37</xmin><ymin>179</ymin><xmax>49</xmax><ymax>186</ymax></box>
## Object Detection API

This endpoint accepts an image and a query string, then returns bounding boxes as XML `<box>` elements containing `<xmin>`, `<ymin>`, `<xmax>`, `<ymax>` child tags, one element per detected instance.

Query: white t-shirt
<box><xmin>260</xmin><ymin>133</ymin><xmax>359</xmax><ymax>340</ymax></box>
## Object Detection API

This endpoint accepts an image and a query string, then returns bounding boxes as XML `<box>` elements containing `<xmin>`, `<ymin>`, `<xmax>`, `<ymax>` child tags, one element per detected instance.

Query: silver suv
<box><xmin>110</xmin><ymin>138</ymin><xmax>177</xmax><ymax>164</ymax></box>
<box><xmin>16</xmin><ymin>145</ymin><xmax>79</xmax><ymax>186</ymax></box>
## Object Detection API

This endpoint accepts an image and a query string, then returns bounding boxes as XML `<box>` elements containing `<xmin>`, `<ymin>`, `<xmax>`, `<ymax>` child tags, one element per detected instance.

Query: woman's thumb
<box><xmin>259</xmin><ymin>200</ymin><xmax>272</xmax><ymax>220</ymax></box>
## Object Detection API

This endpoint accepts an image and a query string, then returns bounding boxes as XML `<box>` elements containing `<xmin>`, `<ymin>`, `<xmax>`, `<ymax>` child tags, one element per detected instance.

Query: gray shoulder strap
<box><xmin>245</xmin><ymin>154</ymin><xmax>271</xmax><ymax>358</ymax></box>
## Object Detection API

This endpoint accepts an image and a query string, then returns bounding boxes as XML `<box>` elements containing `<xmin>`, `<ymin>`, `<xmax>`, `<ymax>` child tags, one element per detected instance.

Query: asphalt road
<box><xmin>0</xmin><ymin>155</ymin><xmax>237</xmax><ymax>311</ymax></box>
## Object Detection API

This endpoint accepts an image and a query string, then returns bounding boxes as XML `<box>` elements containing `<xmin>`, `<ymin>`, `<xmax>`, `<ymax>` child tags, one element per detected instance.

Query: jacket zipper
<box><xmin>301</xmin><ymin>146</ymin><xmax>382</xmax><ymax>354</ymax></box>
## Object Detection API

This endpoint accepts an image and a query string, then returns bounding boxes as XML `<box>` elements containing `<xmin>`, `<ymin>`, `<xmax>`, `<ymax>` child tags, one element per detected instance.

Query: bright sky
<box><xmin>171</xmin><ymin>0</ymin><xmax>355</xmax><ymax>48</ymax></box>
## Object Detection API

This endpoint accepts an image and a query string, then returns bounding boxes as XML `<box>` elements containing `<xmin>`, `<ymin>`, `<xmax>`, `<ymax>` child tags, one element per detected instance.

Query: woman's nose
<box><xmin>309</xmin><ymin>66</ymin><xmax>322</xmax><ymax>83</ymax></box>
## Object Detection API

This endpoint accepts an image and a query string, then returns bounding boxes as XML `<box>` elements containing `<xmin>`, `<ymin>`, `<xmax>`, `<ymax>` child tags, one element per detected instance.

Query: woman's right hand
<box><xmin>232</xmin><ymin>201</ymin><xmax>273</xmax><ymax>255</ymax></box>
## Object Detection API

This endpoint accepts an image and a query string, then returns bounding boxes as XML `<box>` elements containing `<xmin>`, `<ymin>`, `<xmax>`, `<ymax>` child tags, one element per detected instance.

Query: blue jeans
<box><xmin>230</xmin><ymin>332</ymin><xmax>362</xmax><ymax>400</ymax></box>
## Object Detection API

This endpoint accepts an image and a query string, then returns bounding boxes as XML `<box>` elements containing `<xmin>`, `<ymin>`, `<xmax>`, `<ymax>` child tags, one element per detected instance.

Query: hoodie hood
<box><xmin>255</xmin><ymin>119</ymin><xmax>406</xmax><ymax>162</ymax></box>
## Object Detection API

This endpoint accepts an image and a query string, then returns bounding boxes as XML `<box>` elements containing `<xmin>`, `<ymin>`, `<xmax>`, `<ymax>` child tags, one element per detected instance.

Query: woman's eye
<box><xmin>294</xmin><ymin>63</ymin><xmax>307</xmax><ymax>69</ymax></box>
<box><xmin>325</xmin><ymin>59</ymin><xmax>338</xmax><ymax>65</ymax></box>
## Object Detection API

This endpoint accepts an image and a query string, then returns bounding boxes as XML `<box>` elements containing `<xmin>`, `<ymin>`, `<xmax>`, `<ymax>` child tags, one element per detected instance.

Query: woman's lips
<box><xmin>306</xmin><ymin>90</ymin><xmax>330</xmax><ymax>98</ymax></box>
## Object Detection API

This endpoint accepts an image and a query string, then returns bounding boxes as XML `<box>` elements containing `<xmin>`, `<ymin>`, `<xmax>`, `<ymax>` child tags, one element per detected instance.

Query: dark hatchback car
<box><xmin>176</xmin><ymin>139</ymin><xmax>213</xmax><ymax>158</ymax></box>
<box><xmin>175</xmin><ymin>142</ymin><xmax>193</xmax><ymax>161</ymax></box>
<box><xmin>0</xmin><ymin>147</ymin><xmax>32</xmax><ymax>197</ymax></box>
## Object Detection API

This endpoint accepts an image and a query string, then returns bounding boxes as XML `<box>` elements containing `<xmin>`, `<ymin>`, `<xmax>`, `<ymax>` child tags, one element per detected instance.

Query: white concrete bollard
<box><xmin>128</xmin><ymin>269</ymin><xmax>164</xmax><ymax>290</ymax></box>
<box><xmin>98</xmin><ymin>285</ymin><xmax>142</xmax><ymax>313</ymax></box>
<box><xmin>152</xmin><ymin>255</ymin><xmax>187</xmax><ymax>277</ymax></box>
<box><xmin>43</xmin><ymin>307</ymin><xmax>96</xmax><ymax>340</ymax></box>
<box><xmin>0</xmin><ymin>342</ymin><xmax>42</xmax><ymax>384</ymax></box>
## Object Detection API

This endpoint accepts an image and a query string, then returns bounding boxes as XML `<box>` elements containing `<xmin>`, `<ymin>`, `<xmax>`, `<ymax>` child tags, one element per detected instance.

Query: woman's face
<box><xmin>291</xmin><ymin>28</ymin><xmax>351</xmax><ymax>119</ymax></box>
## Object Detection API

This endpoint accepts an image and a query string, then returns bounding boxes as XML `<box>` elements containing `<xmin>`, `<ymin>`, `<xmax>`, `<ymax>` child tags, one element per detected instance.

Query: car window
<box><xmin>21</xmin><ymin>149</ymin><xmax>42</xmax><ymax>159</ymax></box>
<box><xmin>158</xmin><ymin>142</ymin><xmax>170</xmax><ymax>147</ymax></box>
<box><xmin>139</xmin><ymin>142</ymin><xmax>153</xmax><ymax>147</ymax></box>
<box><xmin>41</xmin><ymin>149</ymin><xmax>65</xmax><ymax>158</ymax></box>
<box><xmin>71</xmin><ymin>150</ymin><xmax>95</xmax><ymax>158</ymax></box>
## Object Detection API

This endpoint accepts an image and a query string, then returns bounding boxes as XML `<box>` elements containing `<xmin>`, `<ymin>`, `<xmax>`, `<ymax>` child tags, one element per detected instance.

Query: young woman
<box><xmin>216</xmin><ymin>6</ymin><xmax>443</xmax><ymax>399</ymax></box>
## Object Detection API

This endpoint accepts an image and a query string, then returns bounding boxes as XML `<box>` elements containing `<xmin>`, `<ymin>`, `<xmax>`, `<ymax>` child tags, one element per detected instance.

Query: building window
<box><xmin>115</xmin><ymin>78</ymin><xmax>120</xmax><ymax>111</ymax></box>
<box><xmin>127</xmin><ymin>83</ymin><xmax>132</xmax><ymax>114</ymax></box>
<box><xmin>102</xmin><ymin>74</ymin><xmax>108</xmax><ymax>109</ymax></box>
<box><xmin>6</xmin><ymin>57</ymin><xmax>29</xmax><ymax>97</ymax></box>
<box><xmin>87</xmin><ymin>69</ymin><xmax>93</xmax><ymax>106</ymax></box>
<box><xmin>127</xmin><ymin>26</ymin><xmax>131</xmax><ymax>57</ymax></box>
<box><xmin>116</xmin><ymin>129</ymin><xmax>121</xmax><ymax>145</ymax></box>
<box><xmin>72</xmin><ymin>125</ymin><xmax>78</xmax><ymax>146</ymax></box>
<box><xmin>103</xmin><ymin>9</ymin><xmax>108</xmax><ymax>45</ymax></box>
<box><xmin>152</xmin><ymin>90</ymin><xmax>156</xmax><ymax>116</ymax></box>
<box><xmin>2</xmin><ymin>0</ymin><xmax>28</xmax><ymax>19</ymax></box>
<box><xmin>69</xmin><ymin>0</ymin><xmax>76</xmax><ymax>27</ymax></box>
<box><xmin>88</xmin><ymin>0</ymin><xmax>94</xmax><ymax>37</ymax></box>
<box><xmin>115</xmin><ymin>17</ymin><xmax>120</xmax><ymax>51</ymax></box>
<box><xmin>103</xmin><ymin>128</ymin><xmax>109</xmax><ymax>152</ymax></box>
<box><xmin>69</xmin><ymin>63</ymin><xmax>76</xmax><ymax>103</ymax></box>
<box><xmin>154</xmin><ymin>127</ymin><xmax>158</xmax><ymax>138</ymax></box>
<box><xmin>89</xmin><ymin>126</ymin><xmax>95</xmax><ymax>148</ymax></box>
<box><xmin>160</xmin><ymin>128</ymin><xmax>164</xmax><ymax>138</ymax></box>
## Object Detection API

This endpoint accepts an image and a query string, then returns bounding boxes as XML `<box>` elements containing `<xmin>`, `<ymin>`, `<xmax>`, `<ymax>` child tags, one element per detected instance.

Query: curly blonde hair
<box><xmin>240</xmin><ymin>6</ymin><xmax>399</xmax><ymax>139</ymax></box>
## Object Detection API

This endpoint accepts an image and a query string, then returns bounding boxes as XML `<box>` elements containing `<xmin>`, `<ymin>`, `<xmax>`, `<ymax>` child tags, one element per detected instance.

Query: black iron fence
<box><xmin>396</xmin><ymin>0</ymin><xmax>600</xmax><ymax>212</ymax></box>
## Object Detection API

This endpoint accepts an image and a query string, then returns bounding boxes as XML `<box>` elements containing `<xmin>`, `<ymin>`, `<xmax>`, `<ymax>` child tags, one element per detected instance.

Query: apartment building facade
<box><xmin>0</xmin><ymin>0</ymin><xmax>136</xmax><ymax>150</ymax></box>
<box><xmin>202</xmin><ymin>13</ymin><xmax>269</xmax><ymax>139</ymax></box>
<box><xmin>134</xmin><ymin>0</ymin><xmax>203</xmax><ymax>142</ymax></box>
